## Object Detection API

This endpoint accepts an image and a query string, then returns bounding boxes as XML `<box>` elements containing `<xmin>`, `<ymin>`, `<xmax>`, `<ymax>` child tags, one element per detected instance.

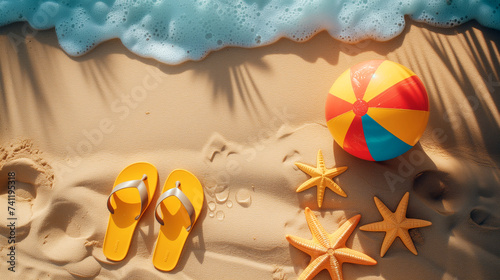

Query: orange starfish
<box><xmin>295</xmin><ymin>150</ymin><xmax>348</xmax><ymax>207</ymax></box>
<box><xmin>359</xmin><ymin>192</ymin><xmax>432</xmax><ymax>257</ymax></box>
<box><xmin>286</xmin><ymin>208</ymin><xmax>377</xmax><ymax>280</ymax></box>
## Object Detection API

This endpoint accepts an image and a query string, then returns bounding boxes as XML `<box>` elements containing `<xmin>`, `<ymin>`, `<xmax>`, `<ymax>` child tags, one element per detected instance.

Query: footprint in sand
<box><xmin>235</xmin><ymin>188</ymin><xmax>252</xmax><ymax>208</ymax></box>
<box><xmin>38</xmin><ymin>200</ymin><xmax>92</xmax><ymax>263</ymax></box>
<box><xmin>413</xmin><ymin>169</ymin><xmax>500</xmax><ymax>231</ymax></box>
<box><xmin>412</xmin><ymin>170</ymin><xmax>466</xmax><ymax>216</ymax></box>
<box><xmin>204</xmin><ymin>183</ymin><xmax>234</xmax><ymax>221</ymax></box>
<box><xmin>0</xmin><ymin>140</ymin><xmax>100</xmax><ymax>278</ymax></box>
<box><xmin>282</xmin><ymin>150</ymin><xmax>300</xmax><ymax>164</ymax></box>
<box><xmin>202</xmin><ymin>134</ymin><xmax>254</xmax><ymax>220</ymax></box>
<box><xmin>413</xmin><ymin>165</ymin><xmax>500</xmax><ymax>259</ymax></box>
<box><xmin>469</xmin><ymin>208</ymin><xmax>500</xmax><ymax>230</ymax></box>
<box><xmin>282</xmin><ymin>150</ymin><xmax>301</xmax><ymax>170</ymax></box>
<box><xmin>0</xmin><ymin>141</ymin><xmax>54</xmax><ymax>241</ymax></box>
<box><xmin>36</xmin><ymin>186</ymin><xmax>102</xmax><ymax>277</ymax></box>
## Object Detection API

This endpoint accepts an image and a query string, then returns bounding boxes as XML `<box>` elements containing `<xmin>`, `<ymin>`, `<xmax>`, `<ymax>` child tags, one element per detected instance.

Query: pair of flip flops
<box><xmin>102</xmin><ymin>162</ymin><xmax>204</xmax><ymax>271</ymax></box>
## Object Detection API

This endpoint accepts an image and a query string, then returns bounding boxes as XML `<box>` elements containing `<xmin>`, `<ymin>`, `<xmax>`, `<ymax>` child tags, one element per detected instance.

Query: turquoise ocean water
<box><xmin>1</xmin><ymin>0</ymin><xmax>499</xmax><ymax>64</ymax></box>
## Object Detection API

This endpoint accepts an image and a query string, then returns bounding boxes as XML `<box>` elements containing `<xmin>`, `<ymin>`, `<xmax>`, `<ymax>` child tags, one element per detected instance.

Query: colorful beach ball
<box><xmin>325</xmin><ymin>60</ymin><xmax>429</xmax><ymax>161</ymax></box>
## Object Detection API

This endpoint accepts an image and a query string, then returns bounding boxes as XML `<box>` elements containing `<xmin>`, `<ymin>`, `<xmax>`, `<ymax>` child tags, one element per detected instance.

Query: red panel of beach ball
<box><xmin>325</xmin><ymin>60</ymin><xmax>429</xmax><ymax>161</ymax></box>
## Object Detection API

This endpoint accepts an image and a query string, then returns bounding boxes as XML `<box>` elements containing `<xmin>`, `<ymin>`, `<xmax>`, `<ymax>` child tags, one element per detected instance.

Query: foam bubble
<box><xmin>1</xmin><ymin>0</ymin><xmax>499</xmax><ymax>64</ymax></box>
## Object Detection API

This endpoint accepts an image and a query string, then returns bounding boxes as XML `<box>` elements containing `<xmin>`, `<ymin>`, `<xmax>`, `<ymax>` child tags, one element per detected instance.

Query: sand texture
<box><xmin>0</xmin><ymin>21</ymin><xmax>499</xmax><ymax>279</ymax></box>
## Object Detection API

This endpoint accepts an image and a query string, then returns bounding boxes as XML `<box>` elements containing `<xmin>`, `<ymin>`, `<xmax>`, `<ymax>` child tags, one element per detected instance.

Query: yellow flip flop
<box><xmin>153</xmin><ymin>169</ymin><xmax>204</xmax><ymax>271</ymax></box>
<box><xmin>103</xmin><ymin>162</ymin><xmax>158</xmax><ymax>261</ymax></box>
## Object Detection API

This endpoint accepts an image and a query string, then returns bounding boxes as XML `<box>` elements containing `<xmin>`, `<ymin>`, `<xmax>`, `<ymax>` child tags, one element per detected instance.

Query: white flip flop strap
<box><xmin>107</xmin><ymin>174</ymin><xmax>149</xmax><ymax>220</ymax></box>
<box><xmin>155</xmin><ymin>181</ymin><xmax>196</xmax><ymax>232</ymax></box>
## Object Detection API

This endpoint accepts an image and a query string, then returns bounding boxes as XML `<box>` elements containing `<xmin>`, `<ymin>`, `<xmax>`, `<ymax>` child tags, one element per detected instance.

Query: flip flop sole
<box><xmin>103</xmin><ymin>162</ymin><xmax>158</xmax><ymax>261</ymax></box>
<box><xmin>153</xmin><ymin>169</ymin><xmax>204</xmax><ymax>271</ymax></box>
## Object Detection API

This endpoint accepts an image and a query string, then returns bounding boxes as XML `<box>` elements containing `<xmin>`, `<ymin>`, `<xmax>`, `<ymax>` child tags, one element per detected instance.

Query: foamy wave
<box><xmin>1</xmin><ymin>0</ymin><xmax>499</xmax><ymax>64</ymax></box>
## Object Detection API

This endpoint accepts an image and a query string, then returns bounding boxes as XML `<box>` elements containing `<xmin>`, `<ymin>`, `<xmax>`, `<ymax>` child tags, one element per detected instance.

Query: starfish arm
<box><xmin>305</xmin><ymin>208</ymin><xmax>331</xmax><ymax>248</ymax></box>
<box><xmin>324</xmin><ymin>178</ymin><xmax>347</xmax><ymax>197</ymax></box>
<box><xmin>400</xmin><ymin>218</ymin><xmax>432</xmax><ymax>229</ymax></box>
<box><xmin>327</xmin><ymin>255</ymin><xmax>343</xmax><ymax>280</ymax></box>
<box><xmin>286</xmin><ymin>234</ymin><xmax>327</xmax><ymax>256</ymax></box>
<box><xmin>324</xmin><ymin>166</ymin><xmax>348</xmax><ymax>178</ymax></box>
<box><xmin>295</xmin><ymin>162</ymin><xmax>321</xmax><ymax>177</ymax></box>
<box><xmin>395</xmin><ymin>192</ymin><xmax>410</xmax><ymax>223</ymax></box>
<box><xmin>374</xmin><ymin>196</ymin><xmax>397</xmax><ymax>223</ymax></box>
<box><xmin>380</xmin><ymin>228</ymin><xmax>398</xmax><ymax>257</ymax></box>
<box><xmin>296</xmin><ymin>177</ymin><xmax>321</xmax><ymax>193</ymax></box>
<box><xmin>397</xmin><ymin>228</ymin><xmax>418</xmax><ymax>255</ymax></box>
<box><xmin>288</xmin><ymin>210</ymin><xmax>379</xmax><ymax>280</ymax></box>
<box><xmin>359</xmin><ymin>221</ymin><xmax>393</xmax><ymax>232</ymax></box>
<box><xmin>316</xmin><ymin>150</ymin><xmax>325</xmax><ymax>171</ymax></box>
<box><xmin>334</xmin><ymin>248</ymin><xmax>377</xmax><ymax>266</ymax></box>
<box><xmin>330</xmin><ymin>215</ymin><xmax>361</xmax><ymax>249</ymax></box>
<box><xmin>316</xmin><ymin>183</ymin><xmax>326</xmax><ymax>208</ymax></box>
<box><xmin>298</xmin><ymin>253</ymin><xmax>330</xmax><ymax>280</ymax></box>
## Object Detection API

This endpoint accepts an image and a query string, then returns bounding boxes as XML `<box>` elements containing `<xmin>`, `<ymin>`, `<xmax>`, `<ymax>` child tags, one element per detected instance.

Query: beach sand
<box><xmin>0</xmin><ymin>20</ymin><xmax>499</xmax><ymax>279</ymax></box>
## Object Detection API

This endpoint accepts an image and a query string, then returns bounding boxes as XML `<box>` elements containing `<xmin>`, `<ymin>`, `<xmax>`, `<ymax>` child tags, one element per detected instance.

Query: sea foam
<box><xmin>1</xmin><ymin>0</ymin><xmax>499</xmax><ymax>64</ymax></box>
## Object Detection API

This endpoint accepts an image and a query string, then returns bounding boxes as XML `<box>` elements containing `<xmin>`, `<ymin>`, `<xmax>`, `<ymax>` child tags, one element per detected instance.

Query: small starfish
<box><xmin>295</xmin><ymin>150</ymin><xmax>348</xmax><ymax>207</ymax></box>
<box><xmin>286</xmin><ymin>208</ymin><xmax>377</xmax><ymax>280</ymax></box>
<box><xmin>359</xmin><ymin>192</ymin><xmax>432</xmax><ymax>257</ymax></box>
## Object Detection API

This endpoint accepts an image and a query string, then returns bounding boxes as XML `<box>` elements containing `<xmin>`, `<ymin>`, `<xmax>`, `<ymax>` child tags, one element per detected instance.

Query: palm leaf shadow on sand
<box><xmin>188</xmin><ymin>50</ymin><xmax>271</xmax><ymax>122</ymax></box>
<box><xmin>180</xmin><ymin>30</ymin><xmax>404</xmax><ymax>123</ymax></box>
<box><xmin>54</xmin><ymin>24</ymin><xmax>405</xmax><ymax>124</ymax></box>
<box><xmin>0</xmin><ymin>19</ymin><xmax>407</xmax><ymax>128</ymax></box>
<box><xmin>411</xmin><ymin>22</ymin><xmax>499</xmax><ymax>161</ymax></box>
<box><xmin>0</xmin><ymin>22</ymin><xmax>125</xmax><ymax>147</ymax></box>
<box><xmin>0</xmin><ymin>23</ymin><xmax>57</xmax><ymax>142</ymax></box>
